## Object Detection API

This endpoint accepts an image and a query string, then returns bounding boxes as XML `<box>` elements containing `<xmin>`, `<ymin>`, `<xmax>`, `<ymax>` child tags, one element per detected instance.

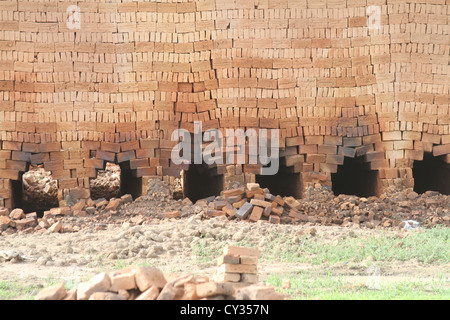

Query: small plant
<box><xmin>115</xmin><ymin>259</ymin><xmax>126</xmax><ymax>270</ymax></box>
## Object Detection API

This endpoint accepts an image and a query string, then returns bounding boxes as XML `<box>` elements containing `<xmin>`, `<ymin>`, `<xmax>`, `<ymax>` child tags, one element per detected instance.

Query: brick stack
<box><xmin>0</xmin><ymin>0</ymin><xmax>448</xmax><ymax>210</ymax></box>
<box><xmin>215</xmin><ymin>245</ymin><xmax>260</xmax><ymax>286</ymax></box>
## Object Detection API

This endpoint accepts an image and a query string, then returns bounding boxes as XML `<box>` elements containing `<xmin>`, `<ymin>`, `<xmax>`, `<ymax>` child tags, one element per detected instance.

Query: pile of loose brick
<box><xmin>198</xmin><ymin>183</ymin><xmax>450</xmax><ymax>228</ymax></box>
<box><xmin>201</xmin><ymin>183</ymin><xmax>309</xmax><ymax>224</ymax></box>
<box><xmin>35</xmin><ymin>245</ymin><xmax>286</xmax><ymax>300</ymax></box>
<box><xmin>0</xmin><ymin>193</ymin><xmax>134</xmax><ymax>235</ymax></box>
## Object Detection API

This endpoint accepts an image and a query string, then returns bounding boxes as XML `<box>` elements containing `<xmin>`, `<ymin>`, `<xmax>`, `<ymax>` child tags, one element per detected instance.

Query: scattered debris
<box><xmin>401</xmin><ymin>220</ymin><xmax>421</xmax><ymax>231</ymax></box>
<box><xmin>199</xmin><ymin>183</ymin><xmax>449</xmax><ymax>228</ymax></box>
<box><xmin>0</xmin><ymin>180</ymin><xmax>448</xmax><ymax>237</ymax></box>
<box><xmin>0</xmin><ymin>250</ymin><xmax>33</xmax><ymax>263</ymax></box>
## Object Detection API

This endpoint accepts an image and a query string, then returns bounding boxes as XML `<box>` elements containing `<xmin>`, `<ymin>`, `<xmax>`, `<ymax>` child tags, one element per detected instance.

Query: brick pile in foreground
<box><xmin>35</xmin><ymin>245</ymin><xmax>286</xmax><ymax>301</ymax></box>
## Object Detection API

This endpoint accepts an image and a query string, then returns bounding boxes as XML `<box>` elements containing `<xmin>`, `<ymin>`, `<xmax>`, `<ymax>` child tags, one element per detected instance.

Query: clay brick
<box><xmin>223</xmin><ymin>246</ymin><xmax>260</xmax><ymax>258</ymax></box>
<box><xmin>196</xmin><ymin>282</ymin><xmax>234</xmax><ymax>298</ymax></box>
<box><xmin>382</xmin><ymin>131</ymin><xmax>402</xmax><ymax>141</ymax></box>
<box><xmin>249</xmin><ymin>206</ymin><xmax>264</xmax><ymax>222</ymax></box>
<box><xmin>218</xmin><ymin>264</ymin><xmax>258</xmax><ymax>275</ymax></box>
<box><xmin>433</xmin><ymin>144</ymin><xmax>450</xmax><ymax>157</ymax></box>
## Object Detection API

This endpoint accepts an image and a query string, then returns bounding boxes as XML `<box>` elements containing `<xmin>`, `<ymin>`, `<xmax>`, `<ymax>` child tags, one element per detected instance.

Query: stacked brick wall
<box><xmin>0</xmin><ymin>0</ymin><xmax>448</xmax><ymax>209</ymax></box>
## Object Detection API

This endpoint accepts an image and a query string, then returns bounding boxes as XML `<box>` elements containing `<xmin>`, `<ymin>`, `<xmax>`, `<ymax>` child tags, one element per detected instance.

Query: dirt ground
<box><xmin>1</xmin><ymin>179</ymin><xmax>448</xmax><ymax>298</ymax></box>
<box><xmin>1</xmin><ymin>218</ymin><xmax>448</xmax><ymax>294</ymax></box>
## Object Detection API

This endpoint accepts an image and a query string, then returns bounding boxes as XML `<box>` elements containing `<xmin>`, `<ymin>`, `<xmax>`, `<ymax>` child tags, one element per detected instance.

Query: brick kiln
<box><xmin>0</xmin><ymin>0</ymin><xmax>448</xmax><ymax>211</ymax></box>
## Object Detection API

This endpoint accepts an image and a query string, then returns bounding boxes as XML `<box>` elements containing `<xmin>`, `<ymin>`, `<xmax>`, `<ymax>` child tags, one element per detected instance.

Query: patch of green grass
<box><xmin>136</xmin><ymin>260</ymin><xmax>154</xmax><ymax>268</ymax></box>
<box><xmin>114</xmin><ymin>258</ymin><xmax>126</xmax><ymax>270</ymax></box>
<box><xmin>265</xmin><ymin>271</ymin><xmax>450</xmax><ymax>300</ymax></box>
<box><xmin>114</xmin><ymin>258</ymin><xmax>154</xmax><ymax>270</ymax></box>
<box><xmin>0</xmin><ymin>275</ymin><xmax>82</xmax><ymax>301</ymax></box>
<box><xmin>0</xmin><ymin>281</ymin><xmax>43</xmax><ymax>300</ymax></box>
<box><xmin>191</xmin><ymin>236</ymin><xmax>227</xmax><ymax>262</ymax></box>
<box><xmin>0</xmin><ymin>276</ymin><xmax>66</xmax><ymax>300</ymax></box>
<box><xmin>236</xmin><ymin>225</ymin><xmax>449</xmax><ymax>265</ymax></box>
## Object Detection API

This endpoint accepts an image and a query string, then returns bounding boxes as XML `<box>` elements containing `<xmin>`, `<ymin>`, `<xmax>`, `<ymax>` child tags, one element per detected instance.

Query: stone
<box><xmin>217</xmin><ymin>254</ymin><xmax>240</xmax><ymax>266</ymax></box>
<box><xmin>240</xmin><ymin>273</ymin><xmax>258</xmax><ymax>283</ymax></box>
<box><xmin>288</xmin><ymin>210</ymin><xmax>309</xmax><ymax>222</ymax></box>
<box><xmin>223</xmin><ymin>245</ymin><xmax>261</xmax><ymax>258</ymax></box>
<box><xmin>121</xmin><ymin>194</ymin><xmax>133</xmax><ymax>204</ymax></box>
<box><xmin>0</xmin><ymin>208</ymin><xmax>9</xmax><ymax>217</ymax></box>
<box><xmin>105</xmin><ymin>199</ymin><xmax>121</xmax><ymax>212</ymax></box>
<box><xmin>50</xmin><ymin>207</ymin><xmax>72</xmax><ymax>216</ymax></box>
<box><xmin>164</xmin><ymin>210</ymin><xmax>181</xmax><ymax>218</ymax></box>
<box><xmin>249</xmin><ymin>199</ymin><xmax>272</xmax><ymax>208</ymax></box>
<box><xmin>235</xmin><ymin>202</ymin><xmax>253</xmax><ymax>220</ymax></box>
<box><xmin>282</xmin><ymin>279</ymin><xmax>291</xmax><ymax>289</ymax></box>
<box><xmin>218</xmin><ymin>263</ymin><xmax>257</xmax><ymax>275</ymax></box>
<box><xmin>407</xmin><ymin>191</ymin><xmax>419</xmax><ymax>200</ymax></box>
<box><xmin>66</xmin><ymin>188</ymin><xmax>90</xmax><ymax>206</ymax></box>
<box><xmin>135</xmin><ymin>286</ymin><xmax>160</xmax><ymax>300</ymax></box>
<box><xmin>233</xmin><ymin>199</ymin><xmax>247</xmax><ymax>209</ymax></box>
<box><xmin>35</xmin><ymin>282</ymin><xmax>66</xmax><ymax>300</ymax></box>
<box><xmin>249</xmin><ymin>206</ymin><xmax>264</xmax><ymax>222</ymax></box>
<box><xmin>117</xmin><ymin>289</ymin><xmax>130</xmax><ymax>300</ymax></box>
<box><xmin>171</xmin><ymin>275</ymin><xmax>195</xmax><ymax>288</ymax></box>
<box><xmin>240</xmin><ymin>255</ymin><xmax>258</xmax><ymax>265</ymax></box>
<box><xmin>232</xmin><ymin>231</ymin><xmax>245</xmax><ymax>241</ymax></box>
<box><xmin>38</xmin><ymin>218</ymin><xmax>50</xmax><ymax>229</ymax></box>
<box><xmin>268</xmin><ymin>215</ymin><xmax>280</xmax><ymax>224</ymax></box>
<box><xmin>236</xmin><ymin>285</ymin><xmax>284</xmax><ymax>300</ymax></box>
<box><xmin>156</xmin><ymin>282</ymin><xmax>183</xmax><ymax>300</ymax></box>
<box><xmin>134</xmin><ymin>267</ymin><xmax>167</xmax><ymax>292</ymax></box>
<box><xmin>246</xmin><ymin>183</ymin><xmax>260</xmax><ymax>191</ymax></box>
<box><xmin>216</xmin><ymin>272</ymin><xmax>241</xmax><ymax>283</ymax></box>
<box><xmin>25</xmin><ymin>212</ymin><xmax>37</xmax><ymax>220</ymax></box>
<box><xmin>63</xmin><ymin>288</ymin><xmax>77</xmax><ymax>300</ymax></box>
<box><xmin>9</xmin><ymin>208</ymin><xmax>25</xmax><ymax>220</ymax></box>
<box><xmin>48</xmin><ymin>221</ymin><xmax>62</xmax><ymax>233</ymax></box>
<box><xmin>110</xmin><ymin>272</ymin><xmax>137</xmax><ymax>292</ymax></box>
<box><xmin>95</xmin><ymin>199</ymin><xmax>109</xmax><ymax>208</ymax></box>
<box><xmin>0</xmin><ymin>216</ymin><xmax>13</xmax><ymax>230</ymax></box>
<box><xmin>214</xmin><ymin>201</ymin><xmax>228</xmax><ymax>210</ymax></box>
<box><xmin>76</xmin><ymin>272</ymin><xmax>111</xmax><ymax>300</ymax></box>
<box><xmin>182</xmin><ymin>198</ymin><xmax>193</xmax><ymax>206</ymax></box>
<box><xmin>196</xmin><ymin>282</ymin><xmax>235</xmax><ymax>298</ymax></box>
<box><xmin>182</xmin><ymin>283</ymin><xmax>199</xmax><ymax>300</ymax></box>
<box><xmin>73</xmin><ymin>210</ymin><xmax>87</xmax><ymax>217</ymax></box>
<box><xmin>71</xmin><ymin>200</ymin><xmax>86</xmax><ymax>211</ymax></box>
<box><xmin>85</xmin><ymin>207</ymin><xmax>96</xmax><ymax>214</ymax></box>
<box><xmin>14</xmin><ymin>218</ymin><xmax>36</xmax><ymax>231</ymax></box>
<box><xmin>89</xmin><ymin>292</ymin><xmax>125</xmax><ymax>300</ymax></box>
<box><xmin>222</xmin><ymin>204</ymin><xmax>236</xmax><ymax>217</ymax></box>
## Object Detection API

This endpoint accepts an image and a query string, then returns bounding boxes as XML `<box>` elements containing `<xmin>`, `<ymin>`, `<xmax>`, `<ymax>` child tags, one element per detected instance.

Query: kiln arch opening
<box><xmin>183</xmin><ymin>164</ymin><xmax>224</xmax><ymax>203</ymax></box>
<box><xmin>413</xmin><ymin>152</ymin><xmax>450</xmax><ymax>195</ymax></box>
<box><xmin>331</xmin><ymin>157</ymin><xmax>380</xmax><ymax>197</ymax></box>
<box><xmin>255</xmin><ymin>167</ymin><xmax>304</xmax><ymax>199</ymax></box>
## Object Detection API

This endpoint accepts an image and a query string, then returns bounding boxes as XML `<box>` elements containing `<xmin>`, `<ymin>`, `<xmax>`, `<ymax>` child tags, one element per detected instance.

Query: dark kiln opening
<box><xmin>413</xmin><ymin>152</ymin><xmax>450</xmax><ymax>195</ymax></box>
<box><xmin>331</xmin><ymin>157</ymin><xmax>380</xmax><ymax>197</ymax></box>
<box><xmin>183</xmin><ymin>164</ymin><xmax>224</xmax><ymax>203</ymax></box>
<box><xmin>255</xmin><ymin>166</ymin><xmax>303</xmax><ymax>199</ymax></box>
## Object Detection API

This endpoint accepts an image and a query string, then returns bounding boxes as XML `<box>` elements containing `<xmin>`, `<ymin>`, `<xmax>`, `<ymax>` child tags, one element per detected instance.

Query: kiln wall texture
<box><xmin>0</xmin><ymin>0</ymin><xmax>448</xmax><ymax>209</ymax></box>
